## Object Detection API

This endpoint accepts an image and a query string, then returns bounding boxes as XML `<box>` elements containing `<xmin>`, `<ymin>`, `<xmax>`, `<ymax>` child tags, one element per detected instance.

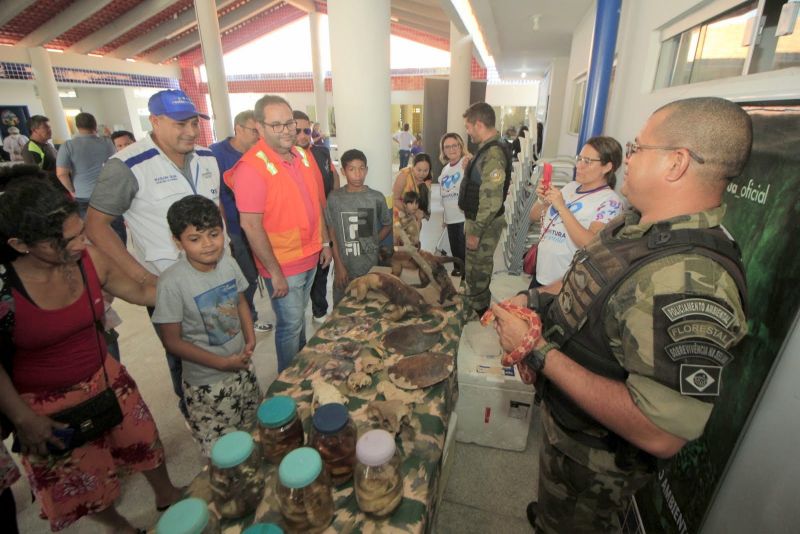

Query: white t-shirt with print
<box><xmin>535</xmin><ymin>181</ymin><xmax>622</xmax><ymax>285</ymax></box>
<box><xmin>438</xmin><ymin>157</ymin><xmax>466</xmax><ymax>224</ymax></box>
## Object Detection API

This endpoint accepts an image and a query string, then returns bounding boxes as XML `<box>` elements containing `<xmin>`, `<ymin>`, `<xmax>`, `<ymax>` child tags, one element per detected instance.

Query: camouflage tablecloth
<box><xmin>187</xmin><ymin>284</ymin><xmax>464</xmax><ymax>534</ymax></box>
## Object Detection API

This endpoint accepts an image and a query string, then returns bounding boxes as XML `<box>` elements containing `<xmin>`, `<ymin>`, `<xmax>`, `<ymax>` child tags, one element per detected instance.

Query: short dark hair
<box><xmin>463</xmin><ymin>102</ymin><xmax>495</xmax><ymax>128</ymax></box>
<box><xmin>403</xmin><ymin>190</ymin><xmax>419</xmax><ymax>205</ymax></box>
<box><xmin>585</xmin><ymin>136</ymin><xmax>623</xmax><ymax>189</ymax></box>
<box><xmin>403</xmin><ymin>123</ymin><xmax>410</xmax><ymax>131</ymax></box>
<box><xmin>292</xmin><ymin>110</ymin><xmax>310</xmax><ymax>122</ymax></box>
<box><xmin>167</xmin><ymin>195</ymin><xmax>223</xmax><ymax>238</ymax></box>
<box><xmin>254</xmin><ymin>94</ymin><xmax>291</xmax><ymax>123</ymax></box>
<box><xmin>75</xmin><ymin>112</ymin><xmax>96</xmax><ymax>131</ymax></box>
<box><xmin>654</xmin><ymin>97</ymin><xmax>753</xmax><ymax>181</ymax></box>
<box><xmin>111</xmin><ymin>130</ymin><xmax>135</xmax><ymax>143</ymax></box>
<box><xmin>29</xmin><ymin>115</ymin><xmax>49</xmax><ymax>130</ymax></box>
<box><xmin>0</xmin><ymin>172</ymin><xmax>77</xmax><ymax>262</ymax></box>
<box><xmin>233</xmin><ymin>110</ymin><xmax>255</xmax><ymax>127</ymax></box>
<box><xmin>341</xmin><ymin>149</ymin><xmax>367</xmax><ymax>168</ymax></box>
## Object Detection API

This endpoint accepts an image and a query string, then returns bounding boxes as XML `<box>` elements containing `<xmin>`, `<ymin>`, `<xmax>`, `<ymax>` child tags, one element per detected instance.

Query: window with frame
<box><xmin>654</xmin><ymin>0</ymin><xmax>800</xmax><ymax>89</ymax></box>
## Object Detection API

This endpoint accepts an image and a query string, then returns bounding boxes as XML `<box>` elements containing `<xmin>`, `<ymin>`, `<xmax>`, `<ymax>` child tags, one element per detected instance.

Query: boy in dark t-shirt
<box><xmin>325</xmin><ymin>149</ymin><xmax>392</xmax><ymax>304</ymax></box>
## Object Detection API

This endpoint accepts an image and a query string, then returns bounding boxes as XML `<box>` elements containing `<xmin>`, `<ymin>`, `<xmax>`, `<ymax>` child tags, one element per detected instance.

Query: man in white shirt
<box><xmin>393</xmin><ymin>123</ymin><xmax>414</xmax><ymax>169</ymax></box>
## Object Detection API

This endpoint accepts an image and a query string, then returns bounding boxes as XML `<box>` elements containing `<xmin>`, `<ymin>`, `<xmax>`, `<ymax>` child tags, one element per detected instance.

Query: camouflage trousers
<box><xmin>536</xmin><ymin>432</ymin><xmax>653</xmax><ymax>533</ymax></box>
<box><xmin>464</xmin><ymin>215</ymin><xmax>504</xmax><ymax>313</ymax></box>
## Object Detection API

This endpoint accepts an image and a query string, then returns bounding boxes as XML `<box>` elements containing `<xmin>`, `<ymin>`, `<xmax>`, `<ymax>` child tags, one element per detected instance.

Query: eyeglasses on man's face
<box><xmin>625</xmin><ymin>141</ymin><xmax>705</xmax><ymax>164</ymax></box>
<box><xmin>240</xmin><ymin>125</ymin><xmax>259</xmax><ymax>136</ymax></box>
<box><xmin>296</xmin><ymin>127</ymin><xmax>312</xmax><ymax>135</ymax></box>
<box><xmin>575</xmin><ymin>155</ymin><xmax>602</xmax><ymax>165</ymax></box>
<box><xmin>262</xmin><ymin>119</ymin><xmax>297</xmax><ymax>133</ymax></box>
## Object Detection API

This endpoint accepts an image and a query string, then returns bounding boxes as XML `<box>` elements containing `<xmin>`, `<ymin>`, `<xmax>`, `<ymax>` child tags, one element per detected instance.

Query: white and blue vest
<box><xmin>112</xmin><ymin>133</ymin><xmax>220</xmax><ymax>274</ymax></box>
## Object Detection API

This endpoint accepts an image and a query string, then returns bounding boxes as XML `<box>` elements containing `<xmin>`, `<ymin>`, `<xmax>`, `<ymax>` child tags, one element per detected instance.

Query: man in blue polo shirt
<box><xmin>210</xmin><ymin>110</ymin><xmax>273</xmax><ymax>333</ymax></box>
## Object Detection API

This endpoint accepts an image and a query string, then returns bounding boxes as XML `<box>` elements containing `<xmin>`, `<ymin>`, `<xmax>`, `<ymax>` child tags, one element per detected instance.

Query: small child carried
<box><xmin>152</xmin><ymin>195</ymin><xmax>261</xmax><ymax>456</ymax></box>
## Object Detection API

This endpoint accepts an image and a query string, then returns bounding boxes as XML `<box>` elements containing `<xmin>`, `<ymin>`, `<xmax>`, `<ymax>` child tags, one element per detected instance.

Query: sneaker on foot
<box><xmin>312</xmin><ymin>313</ymin><xmax>327</xmax><ymax>322</ymax></box>
<box><xmin>254</xmin><ymin>321</ymin><xmax>274</xmax><ymax>332</ymax></box>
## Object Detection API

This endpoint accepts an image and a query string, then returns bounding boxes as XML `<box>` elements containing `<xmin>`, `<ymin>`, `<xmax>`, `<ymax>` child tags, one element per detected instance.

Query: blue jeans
<box><xmin>399</xmin><ymin>149</ymin><xmax>411</xmax><ymax>169</ymax></box>
<box><xmin>265</xmin><ymin>267</ymin><xmax>317</xmax><ymax>373</ymax></box>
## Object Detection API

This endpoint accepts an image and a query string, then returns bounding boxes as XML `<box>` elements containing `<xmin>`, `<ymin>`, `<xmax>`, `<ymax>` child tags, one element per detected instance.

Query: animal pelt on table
<box><xmin>345</xmin><ymin>272</ymin><xmax>449</xmax><ymax>333</ymax></box>
<box><xmin>389</xmin><ymin>248</ymin><xmax>461</xmax><ymax>304</ymax></box>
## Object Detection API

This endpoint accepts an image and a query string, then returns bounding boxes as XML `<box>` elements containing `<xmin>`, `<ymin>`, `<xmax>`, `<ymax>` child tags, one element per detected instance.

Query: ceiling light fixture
<box><xmin>531</xmin><ymin>14</ymin><xmax>541</xmax><ymax>32</ymax></box>
<box><xmin>521</xmin><ymin>72</ymin><xmax>527</xmax><ymax>78</ymax></box>
<box><xmin>452</xmin><ymin>0</ymin><xmax>495</xmax><ymax>70</ymax></box>
<box><xmin>390</xmin><ymin>16</ymin><xmax>399</xmax><ymax>22</ymax></box>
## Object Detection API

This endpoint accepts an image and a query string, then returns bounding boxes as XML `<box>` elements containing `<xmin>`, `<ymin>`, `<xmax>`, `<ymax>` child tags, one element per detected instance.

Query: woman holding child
<box><xmin>392</xmin><ymin>152</ymin><xmax>433</xmax><ymax>240</ymax></box>
<box><xmin>0</xmin><ymin>173</ymin><xmax>182</xmax><ymax>533</ymax></box>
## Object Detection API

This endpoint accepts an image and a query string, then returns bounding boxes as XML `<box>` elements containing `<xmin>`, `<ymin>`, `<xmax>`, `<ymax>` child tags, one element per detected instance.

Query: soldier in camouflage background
<box><xmin>457</xmin><ymin>102</ymin><xmax>512</xmax><ymax>317</ymax></box>
<box><xmin>493</xmin><ymin>97</ymin><xmax>753</xmax><ymax>533</ymax></box>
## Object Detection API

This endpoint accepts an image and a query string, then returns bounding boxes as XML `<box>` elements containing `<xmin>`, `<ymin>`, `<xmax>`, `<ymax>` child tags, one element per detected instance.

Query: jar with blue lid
<box><xmin>258</xmin><ymin>396</ymin><xmax>304</xmax><ymax>464</ymax></box>
<box><xmin>309</xmin><ymin>403</ymin><xmax>357</xmax><ymax>485</ymax></box>
<box><xmin>210</xmin><ymin>431</ymin><xmax>264</xmax><ymax>518</ymax></box>
<box><xmin>354</xmin><ymin>429</ymin><xmax>403</xmax><ymax>517</ymax></box>
<box><xmin>276</xmin><ymin>447</ymin><xmax>334</xmax><ymax>533</ymax></box>
<box><xmin>156</xmin><ymin>497</ymin><xmax>219</xmax><ymax>534</ymax></box>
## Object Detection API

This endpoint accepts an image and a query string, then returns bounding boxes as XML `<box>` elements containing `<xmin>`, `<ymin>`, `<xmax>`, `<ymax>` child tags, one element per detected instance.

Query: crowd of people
<box><xmin>0</xmin><ymin>88</ymin><xmax>754</xmax><ymax>534</ymax></box>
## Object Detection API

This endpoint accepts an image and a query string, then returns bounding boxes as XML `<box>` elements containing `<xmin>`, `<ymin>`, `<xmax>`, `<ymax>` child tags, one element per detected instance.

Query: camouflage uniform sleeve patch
<box><xmin>607</xmin><ymin>252</ymin><xmax>746</xmax><ymax>440</ymax></box>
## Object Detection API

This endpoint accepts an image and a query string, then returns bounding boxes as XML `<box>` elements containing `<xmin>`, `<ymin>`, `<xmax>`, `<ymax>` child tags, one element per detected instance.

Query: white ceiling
<box><xmin>469</xmin><ymin>0</ymin><xmax>595</xmax><ymax>79</ymax></box>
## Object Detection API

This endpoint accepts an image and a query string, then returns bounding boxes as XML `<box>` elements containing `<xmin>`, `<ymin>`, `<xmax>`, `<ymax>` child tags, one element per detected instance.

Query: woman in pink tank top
<box><xmin>0</xmin><ymin>170</ymin><xmax>183</xmax><ymax>533</ymax></box>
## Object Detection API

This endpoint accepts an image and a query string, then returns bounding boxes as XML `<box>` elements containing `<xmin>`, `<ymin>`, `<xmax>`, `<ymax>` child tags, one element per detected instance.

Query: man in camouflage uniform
<box><xmin>458</xmin><ymin>102</ymin><xmax>512</xmax><ymax>317</ymax></box>
<box><xmin>493</xmin><ymin>97</ymin><xmax>752</xmax><ymax>533</ymax></box>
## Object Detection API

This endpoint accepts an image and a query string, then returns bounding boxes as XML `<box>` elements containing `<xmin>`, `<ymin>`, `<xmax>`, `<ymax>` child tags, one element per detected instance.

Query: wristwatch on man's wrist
<box><xmin>517</xmin><ymin>288</ymin><xmax>541</xmax><ymax>311</ymax></box>
<box><xmin>525</xmin><ymin>339</ymin><xmax>558</xmax><ymax>372</ymax></box>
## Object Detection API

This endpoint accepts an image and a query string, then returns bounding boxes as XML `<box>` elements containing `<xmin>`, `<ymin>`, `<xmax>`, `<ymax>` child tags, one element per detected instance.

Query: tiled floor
<box><xmin>11</xmin><ymin>182</ymin><xmax>539</xmax><ymax>533</ymax></box>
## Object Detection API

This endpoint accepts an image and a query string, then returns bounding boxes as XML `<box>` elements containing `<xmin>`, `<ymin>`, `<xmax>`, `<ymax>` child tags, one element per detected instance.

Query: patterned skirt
<box><xmin>19</xmin><ymin>357</ymin><xmax>165</xmax><ymax>531</ymax></box>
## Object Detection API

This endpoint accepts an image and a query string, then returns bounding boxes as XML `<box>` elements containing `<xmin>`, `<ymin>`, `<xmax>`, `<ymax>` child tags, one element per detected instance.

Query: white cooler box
<box><xmin>455</xmin><ymin>320</ymin><xmax>536</xmax><ymax>451</ymax></box>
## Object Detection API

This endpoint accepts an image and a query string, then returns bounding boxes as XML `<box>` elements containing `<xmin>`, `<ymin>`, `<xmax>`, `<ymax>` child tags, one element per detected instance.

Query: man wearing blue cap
<box><xmin>86</xmin><ymin>89</ymin><xmax>220</xmax><ymax>420</ymax></box>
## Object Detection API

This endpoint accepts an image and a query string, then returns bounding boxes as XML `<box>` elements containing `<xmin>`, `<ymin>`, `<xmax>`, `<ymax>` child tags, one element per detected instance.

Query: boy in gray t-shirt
<box><xmin>325</xmin><ymin>149</ymin><xmax>392</xmax><ymax>304</ymax></box>
<box><xmin>152</xmin><ymin>195</ymin><xmax>261</xmax><ymax>456</ymax></box>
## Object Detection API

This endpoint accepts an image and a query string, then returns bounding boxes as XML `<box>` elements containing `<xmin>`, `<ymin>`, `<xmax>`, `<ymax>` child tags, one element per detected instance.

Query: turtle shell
<box><xmin>387</xmin><ymin>352</ymin><xmax>454</xmax><ymax>390</ymax></box>
<box><xmin>383</xmin><ymin>325</ymin><xmax>440</xmax><ymax>355</ymax></box>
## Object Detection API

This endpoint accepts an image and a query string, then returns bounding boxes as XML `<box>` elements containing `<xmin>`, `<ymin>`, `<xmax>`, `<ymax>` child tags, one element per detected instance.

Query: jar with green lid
<box><xmin>309</xmin><ymin>403</ymin><xmax>357</xmax><ymax>485</ymax></box>
<box><xmin>258</xmin><ymin>396</ymin><xmax>304</xmax><ymax>464</ymax></box>
<box><xmin>210</xmin><ymin>431</ymin><xmax>264</xmax><ymax>518</ymax></box>
<box><xmin>156</xmin><ymin>497</ymin><xmax>219</xmax><ymax>534</ymax></box>
<box><xmin>242</xmin><ymin>523</ymin><xmax>284</xmax><ymax>534</ymax></box>
<box><xmin>354</xmin><ymin>429</ymin><xmax>403</xmax><ymax>517</ymax></box>
<box><xmin>276</xmin><ymin>447</ymin><xmax>334</xmax><ymax>533</ymax></box>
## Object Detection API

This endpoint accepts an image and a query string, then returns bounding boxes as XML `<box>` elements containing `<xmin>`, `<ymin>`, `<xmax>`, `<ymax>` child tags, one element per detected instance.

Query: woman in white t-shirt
<box><xmin>529</xmin><ymin>136</ymin><xmax>624</xmax><ymax>286</ymax></box>
<box><xmin>437</xmin><ymin>132</ymin><xmax>471</xmax><ymax>276</ymax></box>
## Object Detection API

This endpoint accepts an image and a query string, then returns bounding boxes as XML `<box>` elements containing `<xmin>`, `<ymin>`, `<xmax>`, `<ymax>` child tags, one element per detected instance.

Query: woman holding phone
<box><xmin>529</xmin><ymin>136</ymin><xmax>624</xmax><ymax>286</ymax></box>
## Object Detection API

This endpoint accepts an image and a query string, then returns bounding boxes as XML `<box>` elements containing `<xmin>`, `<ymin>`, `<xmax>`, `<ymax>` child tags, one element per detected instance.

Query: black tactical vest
<box><xmin>539</xmin><ymin>215</ymin><xmax>748</xmax><ymax>457</ymax></box>
<box><xmin>458</xmin><ymin>138</ymin><xmax>512</xmax><ymax>221</ymax></box>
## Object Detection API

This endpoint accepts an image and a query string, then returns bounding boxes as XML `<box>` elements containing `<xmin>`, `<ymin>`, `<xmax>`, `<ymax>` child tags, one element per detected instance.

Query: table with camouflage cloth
<box><xmin>186</xmin><ymin>283</ymin><xmax>464</xmax><ymax>534</ymax></box>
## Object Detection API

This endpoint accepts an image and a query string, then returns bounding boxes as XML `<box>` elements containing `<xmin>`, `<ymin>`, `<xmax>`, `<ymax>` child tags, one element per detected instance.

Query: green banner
<box><xmin>637</xmin><ymin>103</ymin><xmax>800</xmax><ymax>533</ymax></box>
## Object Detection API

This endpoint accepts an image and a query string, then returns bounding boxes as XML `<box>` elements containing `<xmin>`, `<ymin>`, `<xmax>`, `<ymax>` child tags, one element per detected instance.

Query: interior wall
<box><xmin>485</xmin><ymin>83</ymin><xmax>540</xmax><ymax>107</ymax></box>
<box><xmin>540</xmin><ymin>57</ymin><xmax>569</xmax><ymax>159</ymax></box>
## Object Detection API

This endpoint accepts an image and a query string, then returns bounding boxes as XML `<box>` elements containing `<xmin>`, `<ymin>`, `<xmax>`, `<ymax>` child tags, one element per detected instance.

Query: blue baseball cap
<box><xmin>148</xmin><ymin>89</ymin><xmax>210</xmax><ymax>121</ymax></box>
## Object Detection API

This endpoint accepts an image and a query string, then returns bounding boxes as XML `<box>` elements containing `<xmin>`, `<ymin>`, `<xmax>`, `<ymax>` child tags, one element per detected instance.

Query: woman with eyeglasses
<box><xmin>529</xmin><ymin>136</ymin><xmax>624</xmax><ymax>287</ymax></box>
<box><xmin>0</xmin><ymin>170</ymin><xmax>183</xmax><ymax>533</ymax></box>
<box><xmin>437</xmin><ymin>133</ymin><xmax>471</xmax><ymax>275</ymax></box>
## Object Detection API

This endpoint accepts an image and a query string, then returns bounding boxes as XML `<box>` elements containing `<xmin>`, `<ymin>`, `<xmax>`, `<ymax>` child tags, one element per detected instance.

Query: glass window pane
<box><xmin>670</xmin><ymin>29</ymin><xmax>701</xmax><ymax>87</ymax></box>
<box><xmin>689</xmin><ymin>5</ymin><xmax>758</xmax><ymax>84</ymax></box>
<box><xmin>773</xmin><ymin>12</ymin><xmax>800</xmax><ymax>69</ymax></box>
<box><xmin>654</xmin><ymin>34</ymin><xmax>681</xmax><ymax>89</ymax></box>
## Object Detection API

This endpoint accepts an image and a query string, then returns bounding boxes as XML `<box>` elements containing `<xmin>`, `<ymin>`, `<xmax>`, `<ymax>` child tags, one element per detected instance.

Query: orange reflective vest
<box><xmin>225</xmin><ymin>140</ymin><xmax>323</xmax><ymax>266</ymax></box>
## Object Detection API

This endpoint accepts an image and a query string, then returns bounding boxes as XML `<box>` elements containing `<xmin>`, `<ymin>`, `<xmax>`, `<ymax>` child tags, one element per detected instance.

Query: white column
<box><xmin>328</xmin><ymin>0</ymin><xmax>392</xmax><ymax>196</ymax></box>
<box><xmin>309</xmin><ymin>10</ymin><xmax>329</xmax><ymax>136</ymax></box>
<box><xmin>27</xmin><ymin>47</ymin><xmax>70</xmax><ymax>144</ymax></box>
<box><xmin>446</xmin><ymin>22</ymin><xmax>472</xmax><ymax>139</ymax></box>
<box><xmin>194</xmin><ymin>0</ymin><xmax>232</xmax><ymax>140</ymax></box>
